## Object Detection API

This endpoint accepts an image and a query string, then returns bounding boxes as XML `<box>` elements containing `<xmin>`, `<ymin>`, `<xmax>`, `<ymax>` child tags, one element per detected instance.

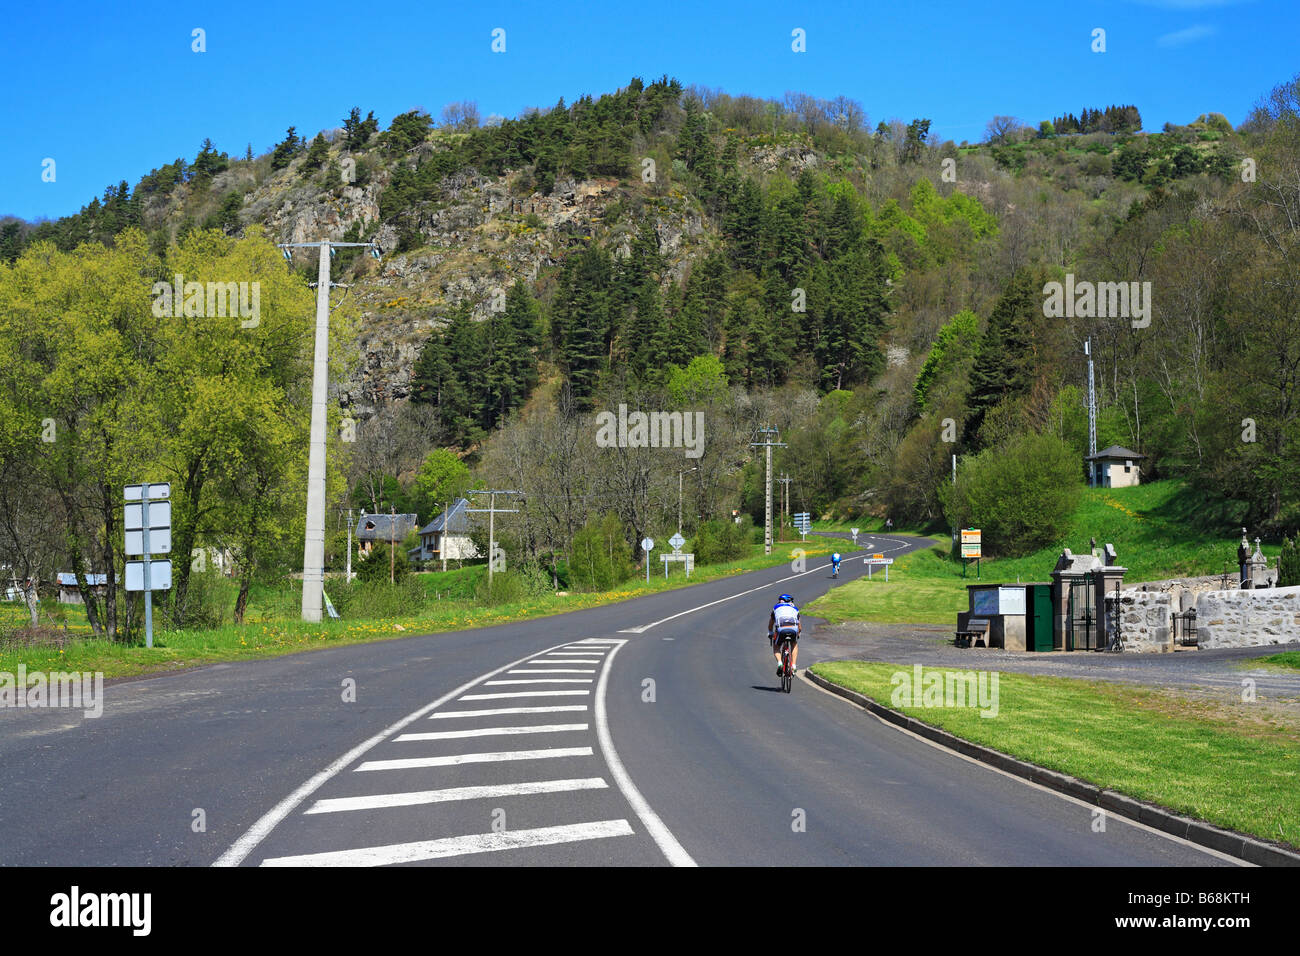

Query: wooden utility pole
<box><xmin>466</xmin><ymin>490</ymin><xmax>521</xmax><ymax>594</ymax></box>
<box><xmin>777</xmin><ymin>473</ymin><xmax>792</xmax><ymax>543</ymax></box>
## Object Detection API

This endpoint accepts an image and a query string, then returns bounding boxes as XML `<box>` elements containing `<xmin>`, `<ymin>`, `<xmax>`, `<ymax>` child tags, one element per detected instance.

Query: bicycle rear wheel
<box><xmin>781</xmin><ymin>641</ymin><xmax>793</xmax><ymax>692</ymax></box>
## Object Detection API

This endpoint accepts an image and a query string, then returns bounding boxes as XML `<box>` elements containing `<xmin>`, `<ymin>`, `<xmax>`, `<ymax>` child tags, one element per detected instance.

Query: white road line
<box><xmin>508</xmin><ymin>668</ymin><xmax>595</xmax><ymax>674</ymax></box>
<box><xmin>356</xmin><ymin>747</ymin><xmax>593</xmax><ymax>772</ymax></box>
<box><xmin>615</xmin><ymin>541</ymin><xmax>922</xmax><ymax>633</ymax></box>
<box><xmin>594</xmin><ymin>641</ymin><xmax>697</xmax><ymax>867</ymax></box>
<box><xmin>485</xmin><ymin>679</ymin><xmax>593</xmax><ymax>685</ymax></box>
<box><xmin>261</xmin><ymin>820</ymin><xmax>635</xmax><ymax>866</ymax></box>
<box><xmin>212</xmin><ymin>638</ymin><xmax>582</xmax><ymax>868</ymax></box>
<box><xmin>532</xmin><ymin>658</ymin><xmax>602</xmax><ymax>664</ymax></box>
<box><xmin>572</xmin><ymin>639</ymin><xmax>621</xmax><ymax>644</ymax></box>
<box><xmin>461</xmin><ymin>690</ymin><xmax>590</xmax><ymax>700</ymax></box>
<box><xmin>303</xmin><ymin>778</ymin><xmax>609</xmax><ymax>814</ymax></box>
<box><xmin>394</xmin><ymin>724</ymin><xmax>588</xmax><ymax>742</ymax></box>
<box><xmin>432</xmin><ymin>705</ymin><xmax>588</xmax><ymax>719</ymax></box>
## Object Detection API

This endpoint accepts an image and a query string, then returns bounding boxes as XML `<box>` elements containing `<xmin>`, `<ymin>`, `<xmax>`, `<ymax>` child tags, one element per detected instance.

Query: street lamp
<box><xmin>678</xmin><ymin>466</ymin><xmax>698</xmax><ymax>534</ymax></box>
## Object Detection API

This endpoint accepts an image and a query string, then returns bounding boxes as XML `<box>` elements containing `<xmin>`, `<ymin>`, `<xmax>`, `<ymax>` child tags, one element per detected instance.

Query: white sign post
<box><xmin>661</xmin><ymin>532</ymin><xmax>695</xmax><ymax>579</ymax></box>
<box><xmin>641</xmin><ymin>537</ymin><xmax>654</xmax><ymax>584</ymax></box>
<box><xmin>125</xmin><ymin>482</ymin><xmax>171</xmax><ymax>648</ymax></box>
<box><xmin>793</xmin><ymin>513</ymin><xmax>811</xmax><ymax>539</ymax></box>
<box><xmin>850</xmin><ymin>527</ymin><xmax>859</xmax><ymax>546</ymax></box>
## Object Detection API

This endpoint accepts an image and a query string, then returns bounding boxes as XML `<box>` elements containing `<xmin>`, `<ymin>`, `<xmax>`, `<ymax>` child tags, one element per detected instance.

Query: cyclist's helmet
<box><xmin>778</xmin><ymin>594</ymin><xmax>793</xmax><ymax>603</ymax></box>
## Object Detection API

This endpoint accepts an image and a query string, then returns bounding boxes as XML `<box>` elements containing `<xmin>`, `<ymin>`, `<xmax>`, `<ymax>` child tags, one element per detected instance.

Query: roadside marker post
<box><xmin>642</xmin><ymin>537</ymin><xmax>654</xmax><ymax>584</ymax></box>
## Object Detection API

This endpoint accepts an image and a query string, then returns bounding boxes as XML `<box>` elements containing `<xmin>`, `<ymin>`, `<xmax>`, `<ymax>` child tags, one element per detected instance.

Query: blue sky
<box><xmin>3</xmin><ymin>0</ymin><xmax>1295</xmax><ymax>221</ymax></box>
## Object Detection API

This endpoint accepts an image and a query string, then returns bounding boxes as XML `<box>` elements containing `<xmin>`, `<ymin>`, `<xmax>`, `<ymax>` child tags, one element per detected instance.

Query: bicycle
<box><xmin>776</xmin><ymin>629</ymin><xmax>796</xmax><ymax>692</ymax></box>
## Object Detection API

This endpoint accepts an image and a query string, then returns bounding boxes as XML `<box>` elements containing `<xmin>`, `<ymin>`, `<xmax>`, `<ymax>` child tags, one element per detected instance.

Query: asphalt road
<box><xmin>0</xmin><ymin>534</ymin><xmax>1237</xmax><ymax>866</ymax></box>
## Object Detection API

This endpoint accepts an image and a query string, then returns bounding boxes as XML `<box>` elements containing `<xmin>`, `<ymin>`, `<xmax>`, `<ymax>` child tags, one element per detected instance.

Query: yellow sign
<box><xmin>960</xmin><ymin>528</ymin><xmax>982</xmax><ymax>559</ymax></box>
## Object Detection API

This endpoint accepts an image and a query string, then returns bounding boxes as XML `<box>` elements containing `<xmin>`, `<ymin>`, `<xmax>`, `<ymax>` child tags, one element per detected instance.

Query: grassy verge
<box><xmin>810</xmin><ymin>481</ymin><xmax>1277</xmax><ymax>627</ymax></box>
<box><xmin>1253</xmin><ymin>651</ymin><xmax>1300</xmax><ymax>672</ymax></box>
<box><xmin>0</xmin><ymin>538</ymin><xmax>838</xmax><ymax>682</ymax></box>
<box><xmin>811</xmin><ymin>660</ymin><xmax>1300</xmax><ymax>849</ymax></box>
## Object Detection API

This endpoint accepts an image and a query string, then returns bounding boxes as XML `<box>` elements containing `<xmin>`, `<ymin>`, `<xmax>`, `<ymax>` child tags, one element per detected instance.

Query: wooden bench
<box><xmin>955</xmin><ymin>618</ymin><xmax>991</xmax><ymax>648</ymax></box>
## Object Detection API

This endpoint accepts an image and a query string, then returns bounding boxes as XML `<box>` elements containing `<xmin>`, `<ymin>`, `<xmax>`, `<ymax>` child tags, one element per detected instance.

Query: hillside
<box><xmin>3</xmin><ymin>73</ymin><xmax>1299</xmax><ymax>635</ymax></box>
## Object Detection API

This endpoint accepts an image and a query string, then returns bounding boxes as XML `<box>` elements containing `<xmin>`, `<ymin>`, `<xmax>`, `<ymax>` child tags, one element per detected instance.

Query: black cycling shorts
<box><xmin>773</xmin><ymin>626</ymin><xmax>799</xmax><ymax>645</ymax></box>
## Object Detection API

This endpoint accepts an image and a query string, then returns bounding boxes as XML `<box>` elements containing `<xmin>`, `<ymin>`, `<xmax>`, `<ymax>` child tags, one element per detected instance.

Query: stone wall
<box><xmin>1197</xmin><ymin>585</ymin><xmax>1300</xmax><ymax>648</ymax></box>
<box><xmin>1115</xmin><ymin>590</ymin><xmax>1172</xmax><ymax>652</ymax></box>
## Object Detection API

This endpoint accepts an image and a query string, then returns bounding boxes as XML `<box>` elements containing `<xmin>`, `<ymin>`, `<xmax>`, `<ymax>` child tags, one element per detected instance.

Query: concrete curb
<box><xmin>802</xmin><ymin>667</ymin><xmax>1300</xmax><ymax>867</ymax></box>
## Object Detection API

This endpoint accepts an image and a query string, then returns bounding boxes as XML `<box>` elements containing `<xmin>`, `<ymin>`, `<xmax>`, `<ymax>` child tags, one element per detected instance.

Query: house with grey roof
<box><xmin>356</xmin><ymin>513</ymin><xmax>420</xmax><ymax>557</ymax></box>
<box><xmin>1085</xmin><ymin>445</ymin><xmax>1145</xmax><ymax>488</ymax></box>
<box><xmin>409</xmin><ymin>498</ymin><xmax>479</xmax><ymax>564</ymax></box>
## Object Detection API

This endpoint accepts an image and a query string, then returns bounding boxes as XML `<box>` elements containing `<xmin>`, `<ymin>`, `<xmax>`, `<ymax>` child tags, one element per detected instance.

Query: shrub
<box><xmin>1279</xmin><ymin>536</ymin><xmax>1300</xmax><ymax>587</ymax></box>
<box><xmin>692</xmin><ymin>515</ymin><xmax>753</xmax><ymax>564</ymax></box>
<box><xmin>942</xmin><ymin>430</ymin><xmax>1082</xmax><ymax>557</ymax></box>
<box><xmin>356</xmin><ymin>542</ymin><xmax>409</xmax><ymax>583</ymax></box>
<box><xmin>569</xmin><ymin>512</ymin><xmax>633</xmax><ymax>591</ymax></box>
<box><xmin>330</xmin><ymin>576</ymin><xmax>425</xmax><ymax>619</ymax></box>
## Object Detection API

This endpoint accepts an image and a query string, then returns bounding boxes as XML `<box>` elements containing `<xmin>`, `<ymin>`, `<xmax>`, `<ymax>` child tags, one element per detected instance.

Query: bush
<box><xmin>330</xmin><ymin>576</ymin><xmax>425</xmax><ymax>619</ymax></box>
<box><xmin>473</xmin><ymin>563</ymin><xmax>553</xmax><ymax>605</ymax></box>
<box><xmin>569</xmin><ymin>512</ymin><xmax>634</xmax><ymax>591</ymax></box>
<box><xmin>942</xmin><ymin>430</ymin><xmax>1082</xmax><ymax>557</ymax></box>
<box><xmin>692</xmin><ymin>515</ymin><xmax>754</xmax><ymax>564</ymax></box>
<box><xmin>1279</xmin><ymin>536</ymin><xmax>1300</xmax><ymax>587</ymax></box>
<box><xmin>356</xmin><ymin>542</ymin><xmax>409</xmax><ymax>583</ymax></box>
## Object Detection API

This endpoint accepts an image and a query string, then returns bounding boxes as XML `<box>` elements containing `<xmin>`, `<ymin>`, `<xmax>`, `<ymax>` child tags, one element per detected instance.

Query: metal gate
<box><xmin>1173</xmin><ymin>608</ymin><xmax>1198</xmax><ymax>647</ymax></box>
<box><xmin>1066</xmin><ymin>571</ymin><xmax>1096</xmax><ymax>651</ymax></box>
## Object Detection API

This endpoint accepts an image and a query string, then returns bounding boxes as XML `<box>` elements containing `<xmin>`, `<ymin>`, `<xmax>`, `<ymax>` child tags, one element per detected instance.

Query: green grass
<box><xmin>0</xmin><ymin>538</ymin><xmax>839</xmax><ymax>682</ymax></box>
<box><xmin>810</xmin><ymin>480</ymin><xmax>1273</xmax><ymax>626</ymax></box>
<box><xmin>812</xmin><ymin>661</ymin><xmax>1300</xmax><ymax>849</ymax></box>
<box><xmin>1254</xmin><ymin>652</ymin><xmax>1300</xmax><ymax>672</ymax></box>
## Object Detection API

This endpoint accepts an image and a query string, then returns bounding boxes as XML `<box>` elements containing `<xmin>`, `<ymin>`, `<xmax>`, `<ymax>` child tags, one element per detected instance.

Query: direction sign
<box><xmin>668</xmin><ymin>532</ymin><xmax>685</xmax><ymax>552</ymax></box>
<box><xmin>125</xmin><ymin>559</ymin><xmax>171</xmax><ymax>592</ymax></box>
<box><xmin>851</xmin><ymin>527</ymin><xmax>859</xmax><ymax>545</ymax></box>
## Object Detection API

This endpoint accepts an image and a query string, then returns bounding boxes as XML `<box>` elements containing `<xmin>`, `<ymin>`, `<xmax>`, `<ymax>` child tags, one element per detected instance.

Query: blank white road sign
<box><xmin>125</xmin><ymin>528</ymin><xmax>171</xmax><ymax>555</ymax></box>
<box><xmin>125</xmin><ymin>559</ymin><xmax>172</xmax><ymax>592</ymax></box>
<box><xmin>125</xmin><ymin>483</ymin><xmax>170</xmax><ymax>501</ymax></box>
<box><xmin>125</xmin><ymin>500</ymin><xmax>171</xmax><ymax>530</ymax></box>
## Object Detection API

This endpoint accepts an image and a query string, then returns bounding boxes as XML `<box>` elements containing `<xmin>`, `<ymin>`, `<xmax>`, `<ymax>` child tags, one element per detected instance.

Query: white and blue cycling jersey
<box><xmin>772</xmin><ymin>599</ymin><xmax>800</xmax><ymax>634</ymax></box>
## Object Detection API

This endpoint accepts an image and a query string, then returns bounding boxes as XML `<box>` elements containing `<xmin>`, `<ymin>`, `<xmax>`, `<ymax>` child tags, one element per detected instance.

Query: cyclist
<box><xmin>769</xmin><ymin>593</ymin><xmax>801</xmax><ymax>677</ymax></box>
<box><xmin>831</xmin><ymin>552</ymin><xmax>842</xmax><ymax>577</ymax></box>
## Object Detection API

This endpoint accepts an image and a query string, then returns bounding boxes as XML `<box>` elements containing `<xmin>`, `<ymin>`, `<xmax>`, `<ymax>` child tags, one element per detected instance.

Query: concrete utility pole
<box><xmin>466</xmin><ymin>490</ymin><xmax>521</xmax><ymax>594</ymax></box>
<box><xmin>442</xmin><ymin>501</ymin><xmax>448</xmax><ymax>574</ymax></box>
<box><xmin>389</xmin><ymin>504</ymin><xmax>396</xmax><ymax>584</ymax></box>
<box><xmin>280</xmin><ymin>239</ymin><xmax>380</xmax><ymax>622</ymax></box>
<box><xmin>1086</xmin><ymin>337</ymin><xmax>1097</xmax><ymax>485</ymax></box>
<box><xmin>750</xmin><ymin>427</ymin><xmax>787</xmax><ymax>555</ymax></box>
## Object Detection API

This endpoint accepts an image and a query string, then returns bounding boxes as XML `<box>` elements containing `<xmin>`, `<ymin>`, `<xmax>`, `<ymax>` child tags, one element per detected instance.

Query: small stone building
<box><xmin>1086</xmin><ymin>445</ymin><xmax>1145</xmax><ymax>488</ymax></box>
